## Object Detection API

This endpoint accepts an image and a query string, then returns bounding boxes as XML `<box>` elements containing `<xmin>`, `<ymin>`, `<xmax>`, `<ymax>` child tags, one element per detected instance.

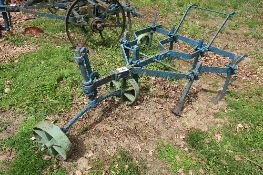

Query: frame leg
<box><xmin>172</xmin><ymin>79</ymin><xmax>195</xmax><ymax>116</ymax></box>
<box><xmin>169</xmin><ymin>40</ymin><xmax>174</xmax><ymax>50</ymax></box>
<box><xmin>2</xmin><ymin>11</ymin><xmax>10</xmax><ymax>30</ymax></box>
<box><xmin>212</xmin><ymin>72</ymin><xmax>232</xmax><ymax>104</ymax></box>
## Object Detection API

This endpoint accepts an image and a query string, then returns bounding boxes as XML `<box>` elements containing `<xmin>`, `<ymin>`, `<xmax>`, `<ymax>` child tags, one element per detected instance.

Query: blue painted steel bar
<box><xmin>136</xmin><ymin>51</ymin><xmax>170</xmax><ymax>67</ymax></box>
<box><xmin>212</xmin><ymin>71</ymin><xmax>232</xmax><ymax>104</ymax></box>
<box><xmin>168</xmin><ymin>50</ymin><xmax>200</xmax><ymax>60</ymax></box>
<box><xmin>172</xmin><ymin>78</ymin><xmax>194</xmax><ymax>115</ymax></box>
<box><xmin>208</xmin><ymin>46</ymin><xmax>237</xmax><ymax>59</ymax></box>
<box><xmin>207</xmin><ymin>13</ymin><xmax>233</xmax><ymax>47</ymax></box>
<box><xmin>20</xmin><ymin>8</ymin><xmax>65</xmax><ymax>20</ymax></box>
<box><xmin>0</xmin><ymin>0</ymin><xmax>10</xmax><ymax>30</ymax></box>
<box><xmin>93</xmin><ymin>69</ymin><xmax>130</xmax><ymax>88</ymax></box>
<box><xmin>174</xmin><ymin>4</ymin><xmax>195</xmax><ymax>34</ymax></box>
<box><xmin>131</xmin><ymin>67</ymin><xmax>188</xmax><ymax>80</ymax></box>
<box><xmin>192</xmin><ymin>5</ymin><xmax>232</xmax><ymax>16</ymax></box>
<box><xmin>62</xmin><ymin>90</ymin><xmax>121</xmax><ymax>132</ymax></box>
<box><xmin>155</xmin><ymin>26</ymin><xmax>171</xmax><ymax>36</ymax></box>
<box><xmin>153</xmin><ymin>59</ymin><xmax>178</xmax><ymax>71</ymax></box>
<box><xmin>177</xmin><ymin>35</ymin><xmax>200</xmax><ymax>47</ymax></box>
<box><xmin>200</xmin><ymin>66</ymin><xmax>229</xmax><ymax>74</ymax></box>
<box><xmin>233</xmin><ymin>55</ymin><xmax>246</xmax><ymax>64</ymax></box>
<box><xmin>134</xmin><ymin>26</ymin><xmax>156</xmax><ymax>38</ymax></box>
<box><xmin>75</xmin><ymin>48</ymin><xmax>90</xmax><ymax>82</ymax></box>
<box><xmin>80</xmin><ymin>47</ymin><xmax>93</xmax><ymax>76</ymax></box>
<box><xmin>121</xmin><ymin>44</ymin><xmax>130</xmax><ymax>65</ymax></box>
<box><xmin>171</xmin><ymin>62</ymin><xmax>202</xmax><ymax>115</ymax></box>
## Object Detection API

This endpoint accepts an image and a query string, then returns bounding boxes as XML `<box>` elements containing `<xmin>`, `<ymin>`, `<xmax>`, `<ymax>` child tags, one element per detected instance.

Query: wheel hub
<box><xmin>91</xmin><ymin>18</ymin><xmax>104</xmax><ymax>32</ymax></box>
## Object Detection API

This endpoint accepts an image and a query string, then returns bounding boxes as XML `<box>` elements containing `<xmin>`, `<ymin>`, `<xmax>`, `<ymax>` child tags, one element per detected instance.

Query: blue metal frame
<box><xmin>0</xmin><ymin>0</ymin><xmax>11</xmax><ymax>30</ymax></box>
<box><xmin>58</xmin><ymin>4</ymin><xmax>245</xmax><ymax>132</ymax></box>
<box><xmin>120</xmin><ymin>4</ymin><xmax>245</xmax><ymax>114</ymax></box>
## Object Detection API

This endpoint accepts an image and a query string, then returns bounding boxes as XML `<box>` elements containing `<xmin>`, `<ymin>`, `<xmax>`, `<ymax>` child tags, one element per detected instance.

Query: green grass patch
<box><xmin>0</xmin><ymin>44</ymin><xmax>79</xmax><ymax>114</ymax></box>
<box><xmin>88</xmin><ymin>149</ymin><xmax>142</xmax><ymax>175</ymax></box>
<box><xmin>0</xmin><ymin>43</ymin><xmax>80</xmax><ymax>174</ymax></box>
<box><xmin>186</xmin><ymin>87</ymin><xmax>263</xmax><ymax>174</ymax></box>
<box><xmin>109</xmin><ymin>150</ymin><xmax>141</xmax><ymax>175</ymax></box>
<box><xmin>5</xmin><ymin>34</ymin><xmax>29</xmax><ymax>46</ymax></box>
<box><xmin>156</xmin><ymin>142</ymin><xmax>200</xmax><ymax>173</ymax></box>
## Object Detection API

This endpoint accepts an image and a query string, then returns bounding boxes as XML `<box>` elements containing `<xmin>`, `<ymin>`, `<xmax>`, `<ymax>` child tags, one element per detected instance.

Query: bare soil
<box><xmin>0</xmin><ymin>40</ymin><xmax>38</xmax><ymax>63</ymax></box>
<box><xmin>0</xmin><ymin>109</ymin><xmax>24</xmax><ymax>173</ymax></box>
<box><xmin>0</xmin><ymin>109</ymin><xmax>25</xmax><ymax>141</ymax></box>
<box><xmin>0</xmin><ymin>12</ymin><xmax>38</xmax><ymax>64</ymax></box>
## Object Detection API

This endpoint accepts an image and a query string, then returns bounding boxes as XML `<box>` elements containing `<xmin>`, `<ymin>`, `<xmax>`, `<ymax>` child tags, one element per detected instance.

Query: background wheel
<box><xmin>65</xmin><ymin>0</ymin><xmax>126</xmax><ymax>48</ymax></box>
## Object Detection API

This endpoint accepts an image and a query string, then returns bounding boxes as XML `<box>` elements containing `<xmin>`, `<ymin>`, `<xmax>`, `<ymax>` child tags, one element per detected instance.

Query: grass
<box><xmin>0</xmin><ymin>17</ymin><xmax>83</xmax><ymax>174</ymax></box>
<box><xmin>88</xmin><ymin>150</ymin><xmax>142</xmax><ymax>175</ymax></box>
<box><xmin>156</xmin><ymin>142</ymin><xmax>200</xmax><ymax>173</ymax></box>
<box><xmin>0</xmin><ymin>43</ymin><xmax>80</xmax><ymax>174</ymax></box>
<box><xmin>186</xmin><ymin>87</ymin><xmax>263</xmax><ymax>174</ymax></box>
<box><xmin>108</xmin><ymin>150</ymin><xmax>142</xmax><ymax>175</ymax></box>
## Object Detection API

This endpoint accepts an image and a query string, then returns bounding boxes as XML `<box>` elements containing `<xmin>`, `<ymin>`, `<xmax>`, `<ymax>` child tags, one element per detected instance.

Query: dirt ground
<box><xmin>0</xmin><ymin>12</ymin><xmax>38</xmax><ymax>63</ymax></box>
<box><xmin>1</xmin><ymin>10</ymin><xmax>262</xmax><ymax>175</ymax></box>
<box><xmin>0</xmin><ymin>109</ymin><xmax>23</xmax><ymax>173</ymax></box>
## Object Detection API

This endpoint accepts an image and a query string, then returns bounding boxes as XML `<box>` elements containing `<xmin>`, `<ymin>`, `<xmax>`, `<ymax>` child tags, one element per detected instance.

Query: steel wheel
<box><xmin>65</xmin><ymin>0</ymin><xmax>126</xmax><ymax>48</ymax></box>
<box><xmin>33</xmin><ymin>121</ymin><xmax>72</xmax><ymax>160</ymax></box>
<box><xmin>121</xmin><ymin>78</ymin><xmax>139</xmax><ymax>105</ymax></box>
<box><xmin>110</xmin><ymin>78</ymin><xmax>139</xmax><ymax>105</ymax></box>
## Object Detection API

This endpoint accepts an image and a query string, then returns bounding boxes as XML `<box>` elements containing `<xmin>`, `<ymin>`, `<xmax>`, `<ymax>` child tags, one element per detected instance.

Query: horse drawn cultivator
<box><xmin>2</xmin><ymin>1</ymin><xmax>245</xmax><ymax>159</ymax></box>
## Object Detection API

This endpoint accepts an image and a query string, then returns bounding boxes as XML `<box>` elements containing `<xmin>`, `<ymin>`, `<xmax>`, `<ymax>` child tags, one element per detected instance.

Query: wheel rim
<box><xmin>33</xmin><ymin>121</ymin><xmax>72</xmax><ymax>160</ymax></box>
<box><xmin>65</xmin><ymin>0</ymin><xmax>126</xmax><ymax>48</ymax></box>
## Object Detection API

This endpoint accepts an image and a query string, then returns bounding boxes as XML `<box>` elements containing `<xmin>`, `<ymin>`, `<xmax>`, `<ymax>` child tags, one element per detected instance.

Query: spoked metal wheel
<box><xmin>65</xmin><ymin>0</ymin><xmax>126</xmax><ymax>48</ymax></box>
<box><xmin>33</xmin><ymin>121</ymin><xmax>72</xmax><ymax>160</ymax></box>
<box><xmin>110</xmin><ymin>78</ymin><xmax>139</xmax><ymax>105</ymax></box>
<box><xmin>122</xmin><ymin>78</ymin><xmax>139</xmax><ymax>105</ymax></box>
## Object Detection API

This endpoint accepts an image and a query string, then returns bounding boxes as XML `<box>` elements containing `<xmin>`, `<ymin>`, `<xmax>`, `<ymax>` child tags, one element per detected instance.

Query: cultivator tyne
<box><xmin>33</xmin><ymin>4</ymin><xmax>245</xmax><ymax>159</ymax></box>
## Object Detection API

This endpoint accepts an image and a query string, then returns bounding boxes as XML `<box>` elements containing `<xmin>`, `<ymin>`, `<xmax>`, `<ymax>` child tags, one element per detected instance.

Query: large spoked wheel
<box><xmin>65</xmin><ymin>0</ymin><xmax>126</xmax><ymax>48</ymax></box>
<box><xmin>33</xmin><ymin>121</ymin><xmax>72</xmax><ymax>160</ymax></box>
